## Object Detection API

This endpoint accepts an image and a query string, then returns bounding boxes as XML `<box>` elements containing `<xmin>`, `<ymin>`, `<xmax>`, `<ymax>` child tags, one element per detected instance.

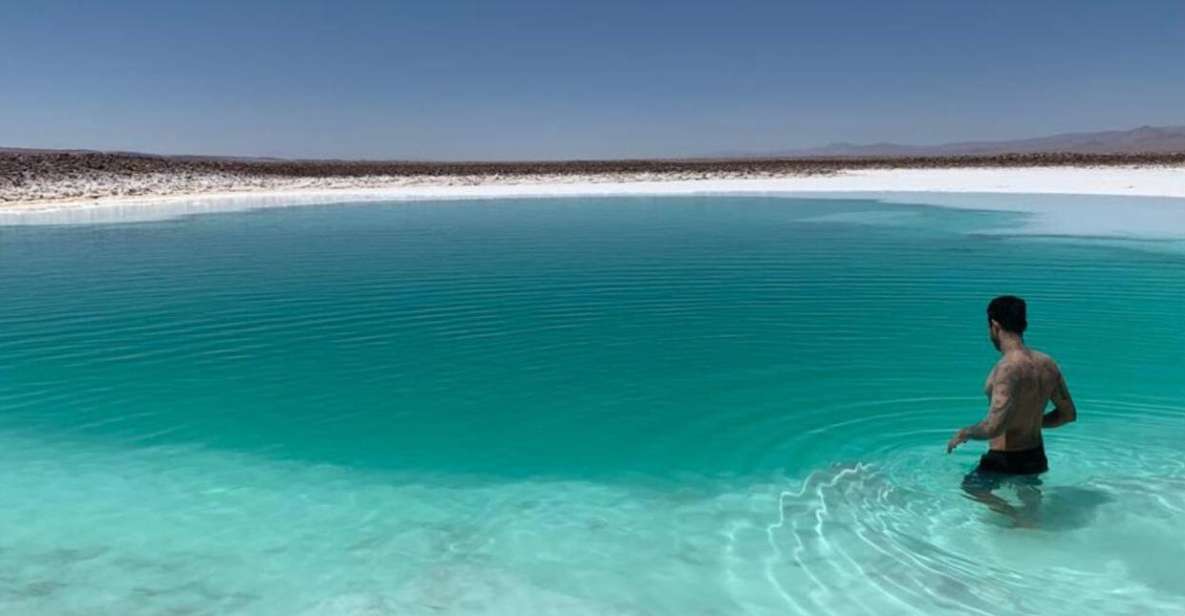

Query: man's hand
<box><xmin>946</xmin><ymin>429</ymin><xmax>968</xmax><ymax>454</ymax></box>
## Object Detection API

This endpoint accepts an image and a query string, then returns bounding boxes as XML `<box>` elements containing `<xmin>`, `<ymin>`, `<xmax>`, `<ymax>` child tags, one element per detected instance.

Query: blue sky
<box><xmin>2</xmin><ymin>1</ymin><xmax>1183</xmax><ymax>159</ymax></box>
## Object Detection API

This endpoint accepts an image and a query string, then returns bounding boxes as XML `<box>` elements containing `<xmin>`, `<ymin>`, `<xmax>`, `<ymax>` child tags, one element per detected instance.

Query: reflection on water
<box><xmin>961</xmin><ymin>475</ymin><xmax>1116</xmax><ymax>531</ymax></box>
<box><xmin>1036</xmin><ymin>486</ymin><xmax>1116</xmax><ymax>531</ymax></box>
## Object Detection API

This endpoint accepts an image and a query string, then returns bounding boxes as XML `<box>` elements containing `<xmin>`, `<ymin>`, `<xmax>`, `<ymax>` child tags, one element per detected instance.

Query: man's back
<box><xmin>985</xmin><ymin>349</ymin><xmax>1067</xmax><ymax>451</ymax></box>
<box><xmin>947</xmin><ymin>294</ymin><xmax>1077</xmax><ymax>460</ymax></box>
<box><xmin>949</xmin><ymin>296</ymin><xmax>1078</xmax><ymax>515</ymax></box>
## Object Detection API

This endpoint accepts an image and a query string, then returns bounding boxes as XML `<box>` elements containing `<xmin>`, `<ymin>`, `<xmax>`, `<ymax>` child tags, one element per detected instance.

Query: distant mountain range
<box><xmin>761</xmin><ymin>125</ymin><xmax>1185</xmax><ymax>158</ymax></box>
<box><xmin>0</xmin><ymin>146</ymin><xmax>286</xmax><ymax>162</ymax></box>
<box><xmin>4</xmin><ymin>126</ymin><xmax>1184</xmax><ymax>161</ymax></box>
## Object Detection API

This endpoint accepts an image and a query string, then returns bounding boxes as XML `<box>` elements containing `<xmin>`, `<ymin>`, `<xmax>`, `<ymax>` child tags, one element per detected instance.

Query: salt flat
<box><xmin>3</xmin><ymin>166</ymin><xmax>1183</xmax><ymax>240</ymax></box>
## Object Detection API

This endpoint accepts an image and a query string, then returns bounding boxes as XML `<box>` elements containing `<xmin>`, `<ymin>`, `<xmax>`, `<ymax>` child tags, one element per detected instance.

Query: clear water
<box><xmin>1</xmin><ymin>196</ymin><xmax>1183</xmax><ymax>615</ymax></box>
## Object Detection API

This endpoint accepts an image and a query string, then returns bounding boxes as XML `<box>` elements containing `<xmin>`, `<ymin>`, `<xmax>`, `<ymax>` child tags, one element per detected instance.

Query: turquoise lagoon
<box><xmin>1</xmin><ymin>195</ymin><xmax>1182</xmax><ymax>614</ymax></box>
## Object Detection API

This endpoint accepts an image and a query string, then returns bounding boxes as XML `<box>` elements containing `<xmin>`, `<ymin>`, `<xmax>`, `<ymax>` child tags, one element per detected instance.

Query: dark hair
<box><xmin>987</xmin><ymin>295</ymin><xmax>1027</xmax><ymax>334</ymax></box>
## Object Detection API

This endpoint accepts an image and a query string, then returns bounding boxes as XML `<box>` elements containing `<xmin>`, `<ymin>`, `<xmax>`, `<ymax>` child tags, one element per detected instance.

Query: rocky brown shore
<box><xmin>3</xmin><ymin>150</ymin><xmax>1184</xmax><ymax>205</ymax></box>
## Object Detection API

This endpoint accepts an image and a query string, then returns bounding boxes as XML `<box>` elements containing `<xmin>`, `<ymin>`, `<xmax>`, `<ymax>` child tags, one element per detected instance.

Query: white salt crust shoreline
<box><xmin>2</xmin><ymin>167</ymin><xmax>1184</xmax><ymax>239</ymax></box>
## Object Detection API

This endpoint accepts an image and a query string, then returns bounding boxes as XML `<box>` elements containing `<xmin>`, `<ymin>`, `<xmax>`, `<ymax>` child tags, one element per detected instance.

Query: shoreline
<box><xmin>4</xmin><ymin>149</ymin><xmax>1185</xmax><ymax>213</ymax></box>
<box><xmin>2</xmin><ymin>165</ymin><xmax>1184</xmax><ymax>213</ymax></box>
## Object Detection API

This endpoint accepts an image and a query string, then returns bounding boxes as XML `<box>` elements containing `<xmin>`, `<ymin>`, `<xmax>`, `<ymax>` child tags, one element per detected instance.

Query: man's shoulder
<box><xmin>1028</xmin><ymin>350</ymin><xmax>1063</xmax><ymax>373</ymax></box>
<box><xmin>997</xmin><ymin>350</ymin><xmax>1059</xmax><ymax>373</ymax></box>
<box><xmin>1030</xmin><ymin>349</ymin><xmax>1058</xmax><ymax>364</ymax></box>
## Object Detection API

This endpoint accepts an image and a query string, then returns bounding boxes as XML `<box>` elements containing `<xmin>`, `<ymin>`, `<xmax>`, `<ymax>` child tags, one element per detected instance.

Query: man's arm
<box><xmin>1042</xmin><ymin>369</ymin><xmax>1076</xmax><ymax>428</ymax></box>
<box><xmin>947</xmin><ymin>366</ymin><xmax>1016</xmax><ymax>453</ymax></box>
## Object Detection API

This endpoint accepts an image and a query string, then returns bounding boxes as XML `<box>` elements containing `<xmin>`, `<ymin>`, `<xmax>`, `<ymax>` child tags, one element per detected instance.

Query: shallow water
<box><xmin>1</xmin><ymin>196</ymin><xmax>1183</xmax><ymax>614</ymax></box>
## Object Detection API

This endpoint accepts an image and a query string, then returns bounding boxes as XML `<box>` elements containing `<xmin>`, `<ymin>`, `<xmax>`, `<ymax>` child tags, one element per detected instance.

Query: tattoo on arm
<box><xmin>963</xmin><ymin>367</ymin><xmax>1015</xmax><ymax>440</ymax></box>
<box><xmin>1043</xmin><ymin>370</ymin><xmax>1076</xmax><ymax>428</ymax></box>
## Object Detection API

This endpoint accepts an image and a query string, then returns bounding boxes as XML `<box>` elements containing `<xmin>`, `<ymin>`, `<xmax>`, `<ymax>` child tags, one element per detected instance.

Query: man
<box><xmin>947</xmin><ymin>296</ymin><xmax>1077</xmax><ymax>506</ymax></box>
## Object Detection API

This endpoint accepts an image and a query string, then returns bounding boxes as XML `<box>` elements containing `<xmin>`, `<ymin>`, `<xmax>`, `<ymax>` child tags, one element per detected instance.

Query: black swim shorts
<box><xmin>962</xmin><ymin>445</ymin><xmax>1048</xmax><ymax>491</ymax></box>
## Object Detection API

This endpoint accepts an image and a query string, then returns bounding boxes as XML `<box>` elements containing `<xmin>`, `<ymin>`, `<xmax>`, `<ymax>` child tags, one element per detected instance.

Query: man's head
<box><xmin>987</xmin><ymin>295</ymin><xmax>1026</xmax><ymax>350</ymax></box>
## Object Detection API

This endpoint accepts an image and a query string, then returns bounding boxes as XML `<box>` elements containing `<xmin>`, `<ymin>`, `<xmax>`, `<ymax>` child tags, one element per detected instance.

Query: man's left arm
<box><xmin>947</xmin><ymin>367</ymin><xmax>1016</xmax><ymax>453</ymax></box>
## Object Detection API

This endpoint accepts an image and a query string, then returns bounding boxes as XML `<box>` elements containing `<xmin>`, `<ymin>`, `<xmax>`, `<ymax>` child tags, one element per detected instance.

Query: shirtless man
<box><xmin>947</xmin><ymin>296</ymin><xmax>1077</xmax><ymax>499</ymax></box>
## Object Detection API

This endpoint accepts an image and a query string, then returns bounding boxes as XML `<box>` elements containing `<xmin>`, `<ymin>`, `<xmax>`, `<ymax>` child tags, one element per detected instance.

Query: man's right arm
<box><xmin>1043</xmin><ymin>368</ymin><xmax>1077</xmax><ymax>429</ymax></box>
